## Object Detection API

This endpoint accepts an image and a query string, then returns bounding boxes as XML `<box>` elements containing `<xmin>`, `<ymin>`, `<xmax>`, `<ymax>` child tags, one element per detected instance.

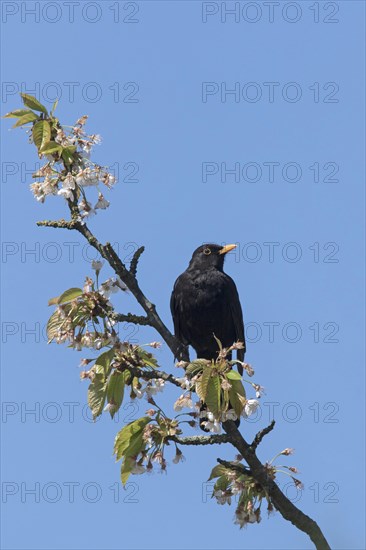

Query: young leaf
<box><xmin>21</xmin><ymin>93</ymin><xmax>48</xmax><ymax>114</ymax></box>
<box><xmin>207</xmin><ymin>464</ymin><xmax>228</xmax><ymax>481</ymax></box>
<box><xmin>196</xmin><ymin>366</ymin><xmax>211</xmax><ymax>402</ymax></box>
<box><xmin>50</xmin><ymin>98</ymin><xmax>58</xmax><ymax>115</ymax></box>
<box><xmin>46</xmin><ymin>310</ymin><xmax>64</xmax><ymax>342</ymax></box>
<box><xmin>12</xmin><ymin>112</ymin><xmax>38</xmax><ymax>127</ymax></box>
<box><xmin>57</xmin><ymin>287</ymin><xmax>83</xmax><ymax>304</ymax></box>
<box><xmin>185</xmin><ymin>359</ymin><xmax>209</xmax><ymax>376</ymax></box>
<box><xmin>88</xmin><ymin>372</ymin><xmax>107</xmax><ymax>420</ymax></box>
<box><xmin>121</xmin><ymin>456</ymin><xmax>136</xmax><ymax>486</ymax></box>
<box><xmin>226</xmin><ymin>370</ymin><xmax>242</xmax><ymax>381</ymax></box>
<box><xmin>32</xmin><ymin>120</ymin><xmax>51</xmax><ymax>150</ymax></box>
<box><xmin>95</xmin><ymin>348</ymin><xmax>115</xmax><ymax>377</ymax></box>
<box><xmin>40</xmin><ymin>142</ymin><xmax>62</xmax><ymax>155</ymax></box>
<box><xmin>106</xmin><ymin>371</ymin><xmax>126</xmax><ymax>418</ymax></box>
<box><xmin>214</xmin><ymin>475</ymin><xmax>230</xmax><ymax>493</ymax></box>
<box><xmin>228</xmin><ymin>379</ymin><xmax>246</xmax><ymax>418</ymax></box>
<box><xmin>138</xmin><ymin>348</ymin><xmax>158</xmax><ymax>368</ymax></box>
<box><xmin>4</xmin><ymin>109</ymin><xmax>35</xmax><ymax>119</ymax></box>
<box><xmin>61</xmin><ymin>145</ymin><xmax>77</xmax><ymax>166</ymax></box>
<box><xmin>114</xmin><ymin>417</ymin><xmax>151</xmax><ymax>461</ymax></box>
<box><xmin>205</xmin><ymin>375</ymin><xmax>221</xmax><ymax>417</ymax></box>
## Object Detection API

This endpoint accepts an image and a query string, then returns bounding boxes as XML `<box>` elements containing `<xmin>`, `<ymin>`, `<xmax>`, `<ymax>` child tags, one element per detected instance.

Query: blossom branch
<box><xmin>222</xmin><ymin>420</ymin><xmax>330</xmax><ymax>550</ymax></box>
<box><xmin>38</xmin><ymin>206</ymin><xmax>189</xmax><ymax>361</ymax></box>
<box><xmin>39</xmin><ymin>211</ymin><xmax>330</xmax><ymax>549</ymax></box>
<box><xmin>38</xmin><ymin>208</ymin><xmax>330</xmax><ymax>549</ymax></box>
<box><xmin>16</xmin><ymin>100</ymin><xmax>329</xmax><ymax>548</ymax></box>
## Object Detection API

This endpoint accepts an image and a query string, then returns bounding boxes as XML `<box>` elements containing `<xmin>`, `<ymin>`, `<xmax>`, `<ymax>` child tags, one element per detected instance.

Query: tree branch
<box><xmin>129</xmin><ymin>246</ymin><xmax>145</xmax><ymax>277</ymax></box>
<box><xmin>222</xmin><ymin>420</ymin><xmax>330</xmax><ymax>550</ymax></box>
<box><xmin>38</xmin><ymin>209</ymin><xmax>330</xmax><ymax>550</ymax></box>
<box><xmin>117</xmin><ymin>365</ymin><xmax>183</xmax><ymax>388</ymax></box>
<box><xmin>38</xmin><ymin>210</ymin><xmax>189</xmax><ymax>361</ymax></box>
<box><xmin>251</xmin><ymin>420</ymin><xmax>276</xmax><ymax>451</ymax></box>
<box><xmin>169</xmin><ymin>434</ymin><xmax>232</xmax><ymax>446</ymax></box>
<box><xmin>111</xmin><ymin>312</ymin><xmax>151</xmax><ymax>326</ymax></box>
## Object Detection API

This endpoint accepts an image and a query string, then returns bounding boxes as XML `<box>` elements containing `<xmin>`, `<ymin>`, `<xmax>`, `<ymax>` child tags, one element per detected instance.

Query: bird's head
<box><xmin>188</xmin><ymin>243</ymin><xmax>237</xmax><ymax>271</ymax></box>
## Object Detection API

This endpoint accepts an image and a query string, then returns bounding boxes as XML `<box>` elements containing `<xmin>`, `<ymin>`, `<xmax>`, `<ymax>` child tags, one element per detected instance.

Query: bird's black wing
<box><xmin>170</xmin><ymin>277</ymin><xmax>187</xmax><ymax>346</ymax></box>
<box><xmin>224</xmin><ymin>274</ymin><xmax>246</xmax><ymax>363</ymax></box>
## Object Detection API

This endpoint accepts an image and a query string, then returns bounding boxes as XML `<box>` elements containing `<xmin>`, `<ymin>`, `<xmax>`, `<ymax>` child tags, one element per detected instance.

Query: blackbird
<box><xmin>170</xmin><ymin>243</ymin><xmax>246</xmax><ymax>370</ymax></box>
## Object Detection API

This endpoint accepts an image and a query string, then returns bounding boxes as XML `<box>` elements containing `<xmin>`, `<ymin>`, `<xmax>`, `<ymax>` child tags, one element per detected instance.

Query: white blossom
<box><xmin>101</xmin><ymin>172</ymin><xmax>116</xmax><ymax>188</ymax></box>
<box><xmin>63</xmin><ymin>173</ymin><xmax>76</xmax><ymax>189</ymax></box>
<box><xmin>214</xmin><ymin>490</ymin><xmax>232</xmax><ymax>505</ymax></box>
<box><xmin>172</xmin><ymin>450</ymin><xmax>185</xmax><ymax>464</ymax></box>
<box><xmin>103</xmin><ymin>402</ymin><xmax>116</xmax><ymax>414</ymax></box>
<box><xmin>253</xmin><ymin>384</ymin><xmax>265</xmax><ymax>398</ymax></box>
<box><xmin>202</xmin><ymin>418</ymin><xmax>221</xmax><ymax>433</ymax></box>
<box><xmin>30</xmin><ymin>182</ymin><xmax>45</xmax><ymax>202</ymax></box>
<box><xmin>95</xmin><ymin>193</ymin><xmax>110</xmax><ymax>210</ymax></box>
<box><xmin>76</xmin><ymin>168</ymin><xmax>99</xmax><ymax>187</ymax></box>
<box><xmin>221</xmin><ymin>409</ymin><xmax>238</xmax><ymax>422</ymax></box>
<box><xmin>243</xmin><ymin>399</ymin><xmax>260</xmax><ymax>417</ymax></box>
<box><xmin>91</xmin><ymin>259</ymin><xmax>103</xmax><ymax>273</ymax></box>
<box><xmin>174</xmin><ymin>392</ymin><xmax>194</xmax><ymax>411</ymax></box>
<box><xmin>131</xmin><ymin>462</ymin><xmax>146</xmax><ymax>475</ymax></box>
<box><xmin>57</xmin><ymin>187</ymin><xmax>74</xmax><ymax>200</ymax></box>
<box><xmin>99</xmin><ymin>277</ymin><xmax>120</xmax><ymax>299</ymax></box>
<box><xmin>93</xmin><ymin>337</ymin><xmax>103</xmax><ymax>350</ymax></box>
<box><xmin>90</xmin><ymin>134</ymin><xmax>102</xmax><ymax>145</ymax></box>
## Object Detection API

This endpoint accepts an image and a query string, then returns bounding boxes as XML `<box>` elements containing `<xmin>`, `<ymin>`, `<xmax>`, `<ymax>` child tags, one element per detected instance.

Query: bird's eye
<box><xmin>203</xmin><ymin>248</ymin><xmax>211</xmax><ymax>255</ymax></box>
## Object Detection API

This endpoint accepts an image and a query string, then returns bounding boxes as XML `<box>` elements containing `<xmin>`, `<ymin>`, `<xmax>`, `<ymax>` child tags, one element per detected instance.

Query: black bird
<box><xmin>170</xmin><ymin>243</ymin><xmax>246</xmax><ymax>371</ymax></box>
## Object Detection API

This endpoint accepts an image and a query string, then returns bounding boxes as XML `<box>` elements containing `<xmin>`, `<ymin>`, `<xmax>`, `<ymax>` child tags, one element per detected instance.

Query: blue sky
<box><xmin>1</xmin><ymin>1</ymin><xmax>365</xmax><ymax>549</ymax></box>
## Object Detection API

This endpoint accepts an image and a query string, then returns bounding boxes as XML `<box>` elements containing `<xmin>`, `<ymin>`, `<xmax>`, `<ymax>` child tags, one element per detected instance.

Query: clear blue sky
<box><xmin>1</xmin><ymin>1</ymin><xmax>365</xmax><ymax>549</ymax></box>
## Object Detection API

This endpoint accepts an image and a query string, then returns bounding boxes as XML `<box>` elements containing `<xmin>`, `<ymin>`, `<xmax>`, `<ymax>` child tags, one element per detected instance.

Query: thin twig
<box><xmin>130</xmin><ymin>246</ymin><xmax>145</xmax><ymax>276</ymax></box>
<box><xmin>169</xmin><ymin>434</ymin><xmax>232</xmax><ymax>446</ymax></box>
<box><xmin>251</xmin><ymin>420</ymin><xmax>276</xmax><ymax>451</ymax></box>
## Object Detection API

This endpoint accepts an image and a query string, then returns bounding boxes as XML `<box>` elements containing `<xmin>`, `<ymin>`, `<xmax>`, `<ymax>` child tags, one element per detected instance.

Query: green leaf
<box><xmin>50</xmin><ymin>98</ymin><xmax>58</xmax><ymax>115</ymax></box>
<box><xmin>46</xmin><ymin>310</ymin><xmax>63</xmax><ymax>343</ymax></box>
<box><xmin>21</xmin><ymin>93</ymin><xmax>48</xmax><ymax>114</ymax></box>
<box><xmin>114</xmin><ymin>417</ymin><xmax>150</xmax><ymax>461</ymax></box>
<box><xmin>4</xmin><ymin>109</ymin><xmax>35</xmax><ymax>119</ymax></box>
<box><xmin>61</xmin><ymin>145</ymin><xmax>77</xmax><ymax>166</ymax></box>
<box><xmin>121</xmin><ymin>456</ymin><xmax>136</xmax><ymax>486</ymax></box>
<box><xmin>12</xmin><ymin>112</ymin><xmax>38</xmax><ymax>127</ymax></box>
<box><xmin>106</xmin><ymin>371</ymin><xmax>125</xmax><ymax>418</ymax></box>
<box><xmin>214</xmin><ymin>475</ymin><xmax>230</xmax><ymax>493</ymax></box>
<box><xmin>95</xmin><ymin>348</ymin><xmax>115</xmax><ymax>377</ymax></box>
<box><xmin>185</xmin><ymin>359</ymin><xmax>208</xmax><ymax>376</ymax></box>
<box><xmin>88</xmin><ymin>372</ymin><xmax>107</xmax><ymax>420</ymax></box>
<box><xmin>228</xmin><ymin>379</ymin><xmax>246</xmax><ymax>418</ymax></box>
<box><xmin>208</xmin><ymin>464</ymin><xmax>228</xmax><ymax>481</ymax></box>
<box><xmin>57</xmin><ymin>287</ymin><xmax>83</xmax><ymax>305</ymax></box>
<box><xmin>40</xmin><ymin>141</ymin><xmax>62</xmax><ymax>155</ymax></box>
<box><xmin>205</xmin><ymin>375</ymin><xmax>221</xmax><ymax>417</ymax></box>
<box><xmin>32</xmin><ymin>120</ymin><xmax>51</xmax><ymax>150</ymax></box>
<box><xmin>196</xmin><ymin>366</ymin><xmax>212</xmax><ymax>402</ymax></box>
<box><xmin>138</xmin><ymin>348</ymin><xmax>158</xmax><ymax>368</ymax></box>
<box><xmin>226</xmin><ymin>370</ymin><xmax>242</xmax><ymax>381</ymax></box>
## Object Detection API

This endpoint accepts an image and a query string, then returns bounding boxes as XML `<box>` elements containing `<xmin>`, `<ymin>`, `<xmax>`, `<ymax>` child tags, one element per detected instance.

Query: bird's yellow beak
<box><xmin>219</xmin><ymin>244</ymin><xmax>237</xmax><ymax>255</ymax></box>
